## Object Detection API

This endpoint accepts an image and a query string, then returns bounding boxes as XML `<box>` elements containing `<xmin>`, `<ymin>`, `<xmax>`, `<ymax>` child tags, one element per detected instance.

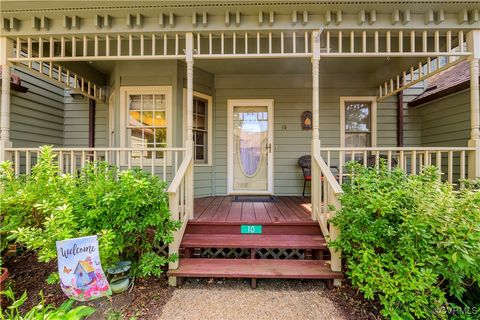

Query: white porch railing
<box><xmin>320</xmin><ymin>147</ymin><xmax>475</xmax><ymax>187</ymax></box>
<box><xmin>166</xmin><ymin>154</ymin><xmax>194</xmax><ymax>286</ymax></box>
<box><xmin>311</xmin><ymin>142</ymin><xmax>343</xmax><ymax>286</ymax></box>
<box><xmin>311</xmin><ymin>145</ymin><xmax>476</xmax><ymax>285</ymax></box>
<box><xmin>5</xmin><ymin>147</ymin><xmax>186</xmax><ymax>183</ymax></box>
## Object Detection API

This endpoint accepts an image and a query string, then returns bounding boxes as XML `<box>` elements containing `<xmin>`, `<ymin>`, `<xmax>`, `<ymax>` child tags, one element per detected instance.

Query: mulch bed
<box><xmin>3</xmin><ymin>252</ymin><xmax>381</xmax><ymax>319</ymax></box>
<box><xmin>2</xmin><ymin>251</ymin><xmax>174</xmax><ymax>319</ymax></box>
<box><xmin>329</xmin><ymin>283</ymin><xmax>383</xmax><ymax>320</ymax></box>
<box><xmin>1</xmin><ymin>251</ymin><xmax>65</xmax><ymax>313</ymax></box>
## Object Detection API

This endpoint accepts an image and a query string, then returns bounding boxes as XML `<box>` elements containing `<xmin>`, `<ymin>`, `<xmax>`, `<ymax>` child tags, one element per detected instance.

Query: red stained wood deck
<box><xmin>193</xmin><ymin>196</ymin><xmax>312</xmax><ymax>223</ymax></box>
<box><xmin>168</xmin><ymin>258</ymin><xmax>343</xmax><ymax>280</ymax></box>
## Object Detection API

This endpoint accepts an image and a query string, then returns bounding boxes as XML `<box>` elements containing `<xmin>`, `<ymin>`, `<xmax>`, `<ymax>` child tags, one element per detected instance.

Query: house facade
<box><xmin>1</xmin><ymin>0</ymin><xmax>479</xmax><ymax>286</ymax></box>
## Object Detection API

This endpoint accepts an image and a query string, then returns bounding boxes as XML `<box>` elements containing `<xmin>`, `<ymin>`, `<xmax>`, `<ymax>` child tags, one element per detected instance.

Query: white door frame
<box><xmin>227</xmin><ymin>99</ymin><xmax>274</xmax><ymax>195</ymax></box>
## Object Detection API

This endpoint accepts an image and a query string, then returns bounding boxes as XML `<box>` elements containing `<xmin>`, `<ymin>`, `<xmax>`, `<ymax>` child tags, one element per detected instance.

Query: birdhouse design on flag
<box><xmin>74</xmin><ymin>260</ymin><xmax>96</xmax><ymax>290</ymax></box>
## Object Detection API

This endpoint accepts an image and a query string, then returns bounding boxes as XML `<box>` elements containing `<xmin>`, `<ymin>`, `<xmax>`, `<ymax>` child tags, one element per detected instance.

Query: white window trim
<box><xmin>183</xmin><ymin>89</ymin><xmax>213</xmax><ymax>166</ymax></box>
<box><xmin>119</xmin><ymin>86</ymin><xmax>173</xmax><ymax>165</ymax></box>
<box><xmin>340</xmin><ymin>96</ymin><xmax>377</xmax><ymax>148</ymax></box>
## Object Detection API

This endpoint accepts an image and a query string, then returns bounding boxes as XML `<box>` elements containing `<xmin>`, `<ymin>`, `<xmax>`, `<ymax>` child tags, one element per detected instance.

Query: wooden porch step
<box><xmin>167</xmin><ymin>258</ymin><xmax>343</xmax><ymax>279</ymax></box>
<box><xmin>185</xmin><ymin>221</ymin><xmax>321</xmax><ymax>235</ymax></box>
<box><xmin>181</xmin><ymin>234</ymin><xmax>327</xmax><ymax>249</ymax></box>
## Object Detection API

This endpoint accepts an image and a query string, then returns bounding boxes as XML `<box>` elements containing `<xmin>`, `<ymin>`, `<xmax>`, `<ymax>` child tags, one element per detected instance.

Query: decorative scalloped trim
<box><xmin>2</xmin><ymin>1</ymin><xmax>479</xmax><ymax>13</ymax></box>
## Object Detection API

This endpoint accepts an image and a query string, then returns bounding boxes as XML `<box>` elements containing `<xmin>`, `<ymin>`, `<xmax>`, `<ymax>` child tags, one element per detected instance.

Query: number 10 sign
<box><xmin>240</xmin><ymin>225</ymin><xmax>262</xmax><ymax>234</ymax></box>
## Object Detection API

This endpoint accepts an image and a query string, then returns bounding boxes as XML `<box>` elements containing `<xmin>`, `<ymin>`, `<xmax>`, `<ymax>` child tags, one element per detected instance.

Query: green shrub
<box><xmin>330</xmin><ymin>162</ymin><xmax>480</xmax><ymax>320</ymax></box>
<box><xmin>0</xmin><ymin>146</ymin><xmax>179</xmax><ymax>277</ymax></box>
<box><xmin>1</xmin><ymin>287</ymin><xmax>95</xmax><ymax>320</ymax></box>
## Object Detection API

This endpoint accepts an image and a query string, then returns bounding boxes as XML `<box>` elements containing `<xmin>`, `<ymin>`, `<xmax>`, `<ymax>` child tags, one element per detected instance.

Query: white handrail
<box><xmin>321</xmin><ymin>147</ymin><xmax>475</xmax><ymax>152</ymax></box>
<box><xmin>319</xmin><ymin>146</ymin><xmax>473</xmax><ymax>186</ymax></box>
<box><xmin>5</xmin><ymin>147</ymin><xmax>187</xmax><ymax>152</ymax></box>
<box><xmin>167</xmin><ymin>154</ymin><xmax>192</xmax><ymax>194</ymax></box>
<box><xmin>311</xmin><ymin>146</ymin><xmax>343</xmax><ymax>286</ymax></box>
<box><xmin>166</xmin><ymin>155</ymin><xmax>194</xmax><ymax>286</ymax></box>
<box><xmin>5</xmin><ymin>147</ymin><xmax>186</xmax><ymax>180</ymax></box>
<box><xmin>313</xmin><ymin>152</ymin><xmax>343</xmax><ymax>196</ymax></box>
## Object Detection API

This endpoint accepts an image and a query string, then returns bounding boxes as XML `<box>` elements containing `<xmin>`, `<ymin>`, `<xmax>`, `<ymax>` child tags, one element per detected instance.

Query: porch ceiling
<box><xmin>193</xmin><ymin>56</ymin><xmax>422</xmax><ymax>83</ymax></box>
<box><xmin>86</xmin><ymin>56</ymin><xmax>423</xmax><ymax>88</ymax></box>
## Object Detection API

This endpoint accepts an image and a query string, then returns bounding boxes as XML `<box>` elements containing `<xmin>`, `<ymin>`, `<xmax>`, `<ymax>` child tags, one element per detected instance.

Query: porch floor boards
<box><xmin>193</xmin><ymin>196</ymin><xmax>312</xmax><ymax>223</ymax></box>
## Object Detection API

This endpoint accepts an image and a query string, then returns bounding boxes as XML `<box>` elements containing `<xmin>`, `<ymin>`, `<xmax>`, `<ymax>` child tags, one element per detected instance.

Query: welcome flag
<box><xmin>56</xmin><ymin>235</ymin><xmax>111</xmax><ymax>301</ymax></box>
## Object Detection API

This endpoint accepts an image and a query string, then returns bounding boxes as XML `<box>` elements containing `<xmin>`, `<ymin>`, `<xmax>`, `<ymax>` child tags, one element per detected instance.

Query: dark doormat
<box><xmin>232</xmin><ymin>195</ymin><xmax>278</xmax><ymax>202</ymax></box>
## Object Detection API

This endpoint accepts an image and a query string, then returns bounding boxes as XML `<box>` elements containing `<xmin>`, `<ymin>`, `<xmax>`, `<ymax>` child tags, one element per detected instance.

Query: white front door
<box><xmin>227</xmin><ymin>99</ymin><xmax>274</xmax><ymax>195</ymax></box>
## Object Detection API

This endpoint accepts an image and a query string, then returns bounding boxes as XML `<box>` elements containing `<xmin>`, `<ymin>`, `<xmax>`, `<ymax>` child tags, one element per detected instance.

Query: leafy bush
<box><xmin>331</xmin><ymin>162</ymin><xmax>480</xmax><ymax>320</ymax></box>
<box><xmin>1</xmin><ymin>287</ymin><xmax>95</xmax><ymax>320</ymax></box>
<box><xmin>0</xmin><ymin>146</ymin><xmax>179</xmax><ymax>277</ymax></box>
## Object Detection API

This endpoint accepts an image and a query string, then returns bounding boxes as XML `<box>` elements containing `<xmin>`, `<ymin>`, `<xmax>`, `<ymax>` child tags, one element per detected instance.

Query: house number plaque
<box><xmin>240</xmin><ymin>225</ymin><xmax>263</xmax><ymax>234</ymax></box>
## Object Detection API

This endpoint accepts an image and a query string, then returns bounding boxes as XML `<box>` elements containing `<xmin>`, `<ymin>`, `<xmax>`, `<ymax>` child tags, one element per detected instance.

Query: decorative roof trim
<box><xmin>2</xmin><ymin>1</ymin><xmax>480</xmax><ymax>14</ymax></box>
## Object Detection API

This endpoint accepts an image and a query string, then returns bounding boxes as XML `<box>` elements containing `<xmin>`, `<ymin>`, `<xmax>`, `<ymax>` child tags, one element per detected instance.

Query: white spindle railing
<box><xmin>5</xmin><ymin>147</ymin><xmax>186</xmax><ymax>184</ymax></box>
<box><xmin>312</xmin><ymin>143</ymin><xmax>343</xmax><ymax>286</ymax></box>
<box><xmin>10</xmin><ymin>33</ymin><xmax>186</xmax><ymax>62</ymax></box>
<box><xmin>166</xmin><ymin>154</ymin><xmax>194</xmax><ymax>285</ymax></box>
<box><xmin>193</xmin><ymin>31</ymin><xmax>312</xmax><ymax>58</ymax></box>
<box><xmin>320</xmin><ymin>147</ymin><xmax>474</xmax><ymax>188</ymax></box>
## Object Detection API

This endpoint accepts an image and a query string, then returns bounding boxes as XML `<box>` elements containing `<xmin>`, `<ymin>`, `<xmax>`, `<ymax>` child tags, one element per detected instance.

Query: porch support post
<box><xmin>311</xmin><ymin>29</ymin><xmax>321</xmax><ymax>221</ymax></box>
<box><xmin>467</xmin><ymin>30</ymin><xmax>480</xmax><ymax>179</ymax></box>
<box><xmin>185</xmin><ymin>32</ymin><xmax>195</xmax><ymax>219</ymax></box>
<box><xmin>0</xmin><ymin>37</ymin><xmax>13</xmax><ymax>163</ymax></box>
<box><xmin>168</xmin><ymin>33</ymin><xmax>195</xmax><ymax>287</ymax></box>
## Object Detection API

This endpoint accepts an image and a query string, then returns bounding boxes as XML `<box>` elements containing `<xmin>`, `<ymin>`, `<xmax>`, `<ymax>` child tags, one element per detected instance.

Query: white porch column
<box><xmin>185</xmin><ymin>32</ymin><xmax>195</xmax><ymax>219</ymax></box>
<box><xmin>0</xmin><ymin>37</ymin><xmax>13</xmax><ymax>163</ymax></box>
<box><xmin>467</xmin><ymin>30</ymin><xmax>480</xmax><ymax>179</ymax></box>
<box><xmin>311</xmin><ymin>30</ymin><xmax>321</xmax><ymax>220</ymax></box>
<box><xmin>311</xmin><ymin>30</ymin><xmax>321</xmax><ymax>142</ymax></box>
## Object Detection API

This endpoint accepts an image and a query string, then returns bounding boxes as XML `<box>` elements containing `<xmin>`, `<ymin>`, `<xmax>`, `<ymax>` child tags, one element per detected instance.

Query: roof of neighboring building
<box><xmin>408</xmin><ymin>60</ymin><xmax>476</xmax><ymax>108</ymax></box>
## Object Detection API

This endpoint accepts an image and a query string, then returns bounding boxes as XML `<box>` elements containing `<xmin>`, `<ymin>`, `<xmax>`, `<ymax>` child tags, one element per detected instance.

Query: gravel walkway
<box><xmin>158</xmin><ymin>278</ymin><xmax>349</xmax><ymax>320</ymax></box>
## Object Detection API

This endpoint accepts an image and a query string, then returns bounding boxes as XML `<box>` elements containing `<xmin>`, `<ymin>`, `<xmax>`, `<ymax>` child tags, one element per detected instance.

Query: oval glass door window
<box><xmin>234</xmin><ymin>108</ymin><xmax>268</xmax><ymax>182</ymax></box>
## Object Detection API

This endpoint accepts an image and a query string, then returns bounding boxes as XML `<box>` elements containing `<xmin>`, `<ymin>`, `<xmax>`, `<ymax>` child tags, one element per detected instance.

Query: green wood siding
<box><xmin>63</xmin><ymin>95</ymin><xmax>107</xmax><ymax>147</ymax></box>
<box><xmin>418</xmin><ymin>90</ymin><xmax>470</xmax><ymax>147</ymax></box>
<box><xmin>10</xmin><ymin>68</ymin><xmax>64</xmax><ymax>147</ymax></box>
<box><xmin>402</xmin><ymin>82</ymin><xmax>424</xmax><ymax>147</ymax></box>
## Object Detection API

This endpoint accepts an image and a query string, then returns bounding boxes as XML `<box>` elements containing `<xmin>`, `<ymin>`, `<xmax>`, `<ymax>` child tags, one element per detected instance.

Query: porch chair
<box><xmin>298</xmin><ymin>155</ymin><xmax>339</xmax><ymax>197</ymax></box>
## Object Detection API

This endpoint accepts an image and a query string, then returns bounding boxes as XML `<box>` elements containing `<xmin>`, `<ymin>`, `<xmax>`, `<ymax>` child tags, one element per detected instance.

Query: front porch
<box><xmin>193</xmin><ymin>196</ymin><xmax>312</xmax><ymax>223</ymax></box>
<box><xmin>1</xmin><ymin>27</ymin><xmax>479</xmax><ymax>287</ymax></box>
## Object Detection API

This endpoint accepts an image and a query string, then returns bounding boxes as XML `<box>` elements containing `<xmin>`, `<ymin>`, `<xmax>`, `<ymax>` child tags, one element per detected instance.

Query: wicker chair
<box><xmin>298</xmin><ymin>155</ymin><xmax>339</xmax><ymax>197</ymax></box>
<box><xmin>298</xmin><ymin>155</ymin><xmax>312</xmax><ymax>197</ymax></box>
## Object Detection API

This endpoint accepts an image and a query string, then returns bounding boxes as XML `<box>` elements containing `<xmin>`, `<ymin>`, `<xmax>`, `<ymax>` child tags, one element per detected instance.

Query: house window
<box><xmin>345</xmin><ymin>101</ymin><xmax>372</xmax><ymax>147</ymax></box>
<box><xmin>183</xmin><ymin>91</ymin><xmax>213</xmax><ymax>166</ymax></box>
<box><xmin>340</xmin><ymin>97</ymin><xmax>377</xmax><ymax>148</ymax></box>
<box><xmin>193</xmin><ymin>97</ymin><xmax>208</xmax><ymax>164</ymax></box>
<box><xmin>120</xmin><ymin>87</ymin><xmax>172</xmax><ymax>161</ymax></box>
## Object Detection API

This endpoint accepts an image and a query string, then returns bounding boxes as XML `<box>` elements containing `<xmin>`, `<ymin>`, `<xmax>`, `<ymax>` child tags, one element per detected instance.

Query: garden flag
<box><xmin>56</xmin><ymin>235</ymin><xmax>111</xmax><ymax>301</ymax></box>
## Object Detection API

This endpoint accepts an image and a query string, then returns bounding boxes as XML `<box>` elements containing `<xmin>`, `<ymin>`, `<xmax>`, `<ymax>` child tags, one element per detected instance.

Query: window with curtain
<box><xmin>344</xmin><ymin>101</ymin><xmax>372</xmax><ymax>147</ymax></box>
<box><xmin>193</xmin><ymin>97</ymin><xmax>208</xmax><ymax>164</ymax></box>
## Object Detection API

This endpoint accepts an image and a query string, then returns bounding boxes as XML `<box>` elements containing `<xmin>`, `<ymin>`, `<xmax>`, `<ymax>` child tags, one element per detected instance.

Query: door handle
<box><xmin>266</xmin><ymin>142</ymin><xmax>272</xmax><ymax>153</ymax></box>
